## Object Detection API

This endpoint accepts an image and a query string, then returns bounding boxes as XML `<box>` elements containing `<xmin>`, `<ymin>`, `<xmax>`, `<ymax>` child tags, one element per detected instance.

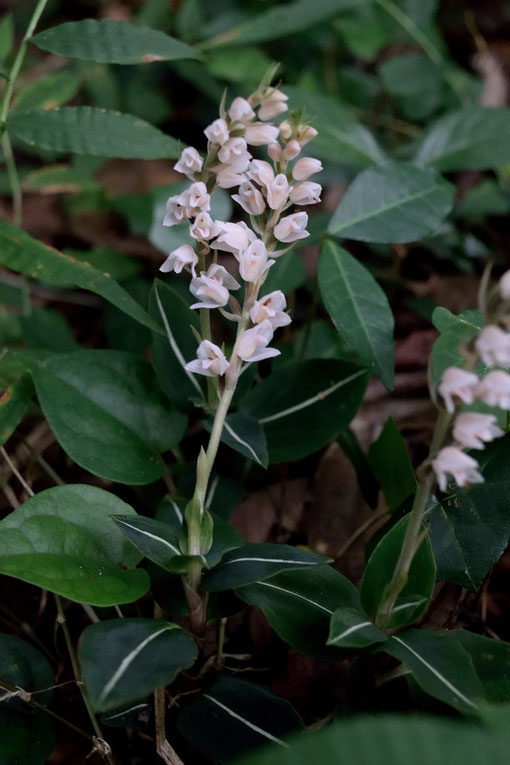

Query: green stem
<box><xmin>200</xmin><ymin>306</ymin><xmax>218</xmax><ymax>407</ymax></box>
<box><xmin>54</xmin><ymin>595</ymin><xmax>114</xmax><ymax>765</ymax></box>
<box><xmin>375</xmin><ymin>409</ymin><xmax>451</xmax><ymax>629</ymax></box>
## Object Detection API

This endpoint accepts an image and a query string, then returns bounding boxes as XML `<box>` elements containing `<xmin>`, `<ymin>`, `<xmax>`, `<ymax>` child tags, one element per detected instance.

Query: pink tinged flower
<box><xmin>250</xmin><ymin>290</ymin><xmax>291</xmax><ymax>328</ymax></box>
<box><xmin>189</xmin><ymin>212</ymin><xmax>221</xmax><ymax>242</ymax></box>
<box><xmin>218</xmin><ymin>137</ymin><xmax>249</xmax><ymax>165</ymax></box>
<box><xmin>232</xmin><ymin>181</ymin><xmax>266</xmax><ymax>215</ymax></box>
<box><xmin>289</xmin><ymin>181</ymin><xmax>322</xmax><ymax>206</ymax></box>
<box><xmin>206</xmin><ymin>263</ymin><xmax>241</xmax><ymax>291</ymax></box>
<box><xmin>266</xmin><ymin>174</ymin><xmax>290</xmax><ymax>210</ymax></box>
<box><xmin>163</xmin><ymin>196</ymin><xmax>188</xmax><ymax>227</ymax></box>
<box><xmin>238</xmin><ymin>240</ymin><xmax>274</xmax><ymax>283</ymax></box>
<box><xmin>296</xmin><ymin>125</ymin><xmax>318</xmax><ymax>147</ymax></box>
<box><xmin>267</xmin><ymin>142</ymin><xmax>282</xmax><ymax>162</ymax></box>
<box><xmin>237</xmin><ymin>320</ymin><xmax>280</xmax><ymax>363</ymax></box>
<box><xmin>189</xmin><ymin>264</ymin><xmax>240</xmax><ymax>310</ymax></box>
<box><xmin>273</xmin><ymin>211</ymin><xmax>309</xmax><ymax>243</ymax></box>
<box><xmin>160</xmin><ymin>244</ymin><xmax>198</xmax><ymax>277</ymax></box>
<box><xmin>204</xmin><ymin>118</ymin><xmax>229</xmax><ymax>146</ymax></box>
<box><xmin>283</xmin><ymin>139</ymin><xmax>301</xmax><ymax>161</ymax></box>
<box><xmin>244</xmin><ymin>123</ymin><xmax>280</xmax><ymax>146</ymax></box>
<box><xmin>177</xmin><ymin>181</ymin><xmax>211</xmax><ymax>214</ymax></box>
<box><xmin>228</xmin><ymin>97</ymin><xmax>255</xmax><ymax>123</ymax></box>
<box><xmin>292</xmin><ymin>157</ymin><xmax>323</xmax><ymax>181</ymax></box>
<box><xmin>185</xmin><ymin>340</ymin><xmax>230</xmax><ymax>378</ymax></box>
<box><xmin>258</xmin><ymin>88</ymin><xmax>288</xmax><ymax>121</ymax></box>
<box><xmin>212</xmin><ymin>221</ymin><xmax>256</xmax><ymax>254</ymax></box>
<box><xmin>499</xmin><ymin>270</ymin><xmax>510</xmax><ymax>300</ymax></box>
<box><xmin>476</xmin><ymin>370</ymin><xmax>510</xmax><ymax>409</ymax></box>
<box><xmin>215</xmin><ymin>167</ymin><xmax>247</xmax><ymax>189</ymax></box>
<box><xmin>174</xmin><ymin>147</ymin><xmax>203</xmax><ymax>176</ymax></box>
<box><xmin>437</xmin><ymin>367</ymin><xmax>479</xmax><ymax>413</ymax></box>
<box><xmin>248</xmin><ymin>159</ymin><xmax>274</xmax><ymax>187</ymax></box>
<box><xmin>431</xmin><ymin>446</ymin><xmax>484</xmax><ymax>492</ymax></box>
<box><xmin>453</xmin><ymin>412</ymin><xmax>503</xmax><ymax>450</ymax></box>
<box><xmin>475</xmin><ymin>325</ymin><xmax>510</xmax><ymax>367</ymax></box>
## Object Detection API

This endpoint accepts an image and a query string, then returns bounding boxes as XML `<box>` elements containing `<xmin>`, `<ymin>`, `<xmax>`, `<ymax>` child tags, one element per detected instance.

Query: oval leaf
<box><xmin>112</xmin><ymin>515</ymin><xmax>183</xmax><ymax>571</ymax></box>
<box><xmin>202</xmin><ymin>543</ymin><xmax>328</xmax><ymax>591</ymax></box>
<box><xmin>241</xmin><ymin>358</ymin><xmax>368</xmax><ymax>463</ymax></box>
<box><xmin>328</xmin><ymin>162</ymin><xmax>455</xmax><ymax>243</ymax></box>
<box><xmin>0</xmin><ymin>376</ymin><xmax>32</xmax><ymax>446</ymax></box>
<box><xmin>319</xmin><ymin>240</ymin><xmax>394</xmax><ymax>390</ymax></box>
<box><xmin>8</xmin><ymin>106</ymin><xmax>179</xmax><ymax>158</ymax></box>
<box><xmin>79</xmin><ymin>618</ymin><xmax>198</xmax><ymax>712</ymax></box>
<box><xmin>360</xmin><ymin>515</ymin><xmax>436</xmax><ymax>629</ymax></box>
<box><xmin>0</xmin><ymin>635</ymin><xmax>54</xmax><ymax>707</ymax></box>
<box><xmin>0</xmin><ymin>485</ymin><xmax>149</xmax><ymax>605</ymax></box>
<box><xmin>32</xmin><ymin>19</ymin><xmax>202</xmax><ymax>64</ymax></box>
<box><xmin>327</xmin><ymin>606</ymin><xmax>387</xmax><ymax>649</ymax></box>
<box><xmin>32</xmin><ymin>350</ymin><xmax>186</xmax><ymax>484</ymax></box>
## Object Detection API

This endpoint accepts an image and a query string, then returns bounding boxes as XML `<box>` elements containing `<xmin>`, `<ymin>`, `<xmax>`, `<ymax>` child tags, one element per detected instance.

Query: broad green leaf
<box><xmin>368</xmin><ymin>418</ymin><xmax>416</xmax><ymax>510</ymax></box>
<box><xmin>319</xmin><ymin>241</ymin><xmax>394</xmax><ymax>390</ymax></box>
<box><xmin>385</xmin><ymin>629</ymin><xmax>485</xmax><ymax>714</ymax></box>
<box><xmin>201</xmin><ymin>0</ymin><xmax>366</xmax><ymax>47</ymax></box>
<box><xmin>150</xmin><ymin>279</ymin><xmax>206</xmax><ymax>409</ymax></box>
<box><xmin>454</xmin><ymin>630</ymin><xmax>510</xmax><ymax>704</ymax></box>
<box><xmin>237</xmin><ymin>715</ymin><xmax>510</xmax><ymax>765</ymax></box>
<box><xmin>241</xmin><ymin>359</ymin><xmax>368</xmax><ymax>463</ymax></box>
<box><xmin>112</xmin><ymin>515</ymin><xmax>183</xmax><ymax>572</ymax></box>
<box><xmin>360</xmin><ymin>515</ymin><xmax>436</xmax><ymax>628</ymax></box>
<box><xmin>0</xmin><ymin>635</ymin><xmax>54</xmax><ymax>708</ymax></box>
<box><xmin>205</xmin><ymin>411</ymin><xmax>268</xmax><ymax>467</ymax></box>
<box><xmin>338</xmin><ymin>427</ymin><xmax>380</xmax><ymax>509</ymax></box>
<box><xmin>8</xmin><ymin>106</ymin><xmax>179</xmax><ymax>159</ymax></box>
<box><xmin>236</xmin><ymin>565</ymin><xmax>360</xmax><ymax>659</ymax></box>
<box><xmin>20</xmin><ymin>308</ymin><xmax>78</xmax><ymax>351</ymax></box>
<box><xmin>285</xmin><ymin>86</ymin><xmax>386</xmax><ymax>167</ymax></box>
<box><xmin>79</xmin><ymin>618</ymin><xmax>197</xmax><ymax>712</ymax></box>
<box><xmin>202</xmin><ymin>543</ymin><xmax>328</xmax><ymax>591</ymax></box>
<box><xmin>32</xmin><ymin>350</ymin><xmax>186</xmax><ymax>484</ymax></box>
<box><xmin>12</xmin><ymin>71</ymin><xmax>80</xmax><ymax>113</ymax></box>
<box><xmin>328</xmin><ymin>163</ymin><xmax>455</xmax><ymax>243</ymax></box>
<box><xmin>414</xmin><ymin>107</ymin><xmax>510</xmax><ymax>171</ymax></box>
<box><xmin>0</xmin><ymin>709</ymin><xmax>55</xmax><ymax>765</ymax></box>
<box><xmin>327</xmin><ymin>606</ymin><xmax>387</xmax><ymax>649</ymax></box>
<box><xmin>379</xmin><ymin>53</ymin><xmax>443</xmax><ymax>120</ymax></box>
<box><xmin>427</xmin><ymin>434</ymin><xmax>510</xmax><ymax>591</ymax></box>
<box><xmin>64</xmin><ymin>247</ymin><xmax>141</xmax><ymax>282</ymax></box>
<box><xmin>454</xmin><ymin>179</ymin><xmax>510</xmax><ymax>222</ymax></box>
<box><xmin>0</xmin><ymin>219</ymin><xmax>163</xmax><ymax>334</ymax></box>
<box><xmin>431</xmin><ymin>307</ymin><xmax>483</xmax><ymax>384</ymax></box>
<box><xmin>294</xmin><ymin>319</ymin><xmax>352</xmax><ymax>362</ymax></box>
<box><xmin>0</xmin><ymin>376</ymin><xmax>32</xmax><ymax>446</ymax></box>
<box><xmin>32</xmin><ymin>19</ymin><xmax>202</xmax><ymax>64</ymax></box>
<box><xmin>0</xmin><ymin>485</ymin><xmax>149</xmax><ymax>605</ymax></box>
<box><xmin>206</xmin><ymin>47</ymin><xmax>272</xmax><ymax>84</ymax></box>
<box><xmin>21</xmin><ymin>165</ymin><xmax>99</xmax><ymax>194</ymax></box>
<box><xmin>177</xmin><ymin>676</ymin><xmax>302</xmax><ymax>760</ymax></box>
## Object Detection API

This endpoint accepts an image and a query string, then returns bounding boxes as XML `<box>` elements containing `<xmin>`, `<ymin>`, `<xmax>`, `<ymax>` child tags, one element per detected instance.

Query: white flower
<box><xmin>499</xmin><ymin>270</ymin><xmax>510</xmax><ymax>300</ymax></box>
<box><xmin>185</xmin><ymin>340</ymin><xmax>230</xmax><ymax>378</ymax></box>
<box><xmin>160</xmin><ymin>244</ymin><xmax>198</xmax><ymax>277</ymax></box>
<box><xmin>244</xmin><ymin>123</ymin><xmax>280</xmax><ymax>146</ymax></box>
<box><xmin>475</xmin><ymin>325</ymin><xmax>510</xmax><ymax>367</ymax></box>
<box><xmin>258</xmin><ymin>88</ymin><xmax>288</xmax><ymax>121</ymax></box>
<box><xmin>204</xmin><ymin>118</ymin><xmax>229</xmax><ymax>146</ymax></box>
<box><xmin>163</xmin><ymin>196</ymin><xmax>189</xmax><ymax>227</ymax></box>
<box><xmin>248</xmin><ymin>159</ymin><xmax>274</xmax><ymax>187</ymax></box>
<box><xmin>190</xmin><ymin>212</ymin><xmax>221</xmax><ymax>242</ymax></box>
<box><xmin>273</xmin><ymin>211</ymin><xmax>309</xmax><ymax>243</ymax></box>
<box><xmin>266</xmin><ymin>174</ymin><xmax>290</xmax><ymax>210</ymax></box>
<box><xmin>267</xmin><ymin>142</ymin><xmax>282</xmax><ymax>162</ymax></box>
<box><xmin>437</xmin><ymin>367</ymin><xmax>479</xmax><ymax>413</ymax></box>
<box><xmin>453</xmin><ymin>412</ymin><xmax>503</xmax><ymax>449</ymax></box>
<box><xmin>212</xmin><ymin>221</ymin><xmax>256</xmax><ymax>254</ymax></box>
<box><xmin>189</xmin><ymin>264</ymin><xmax>240</xmax><ymax>310</ymax></box>
<box><xmin>175</xmin><ymin>181</ymin><xmax>211</xmax><ymax>216</ymax></box>
<box><xmin>238</xmin><ymin>240</ymin><xmax>274</xmax><ymax>284</ymax></box>
<box><xmin>215</xmin><ymin>167</ymin><xmax>247</xmax><ymax>188</ymax></box>
<box><xmin>174</xmin><ymin>147</ymin><xmax>203</xmax><ymax>176</ymax></box>
<box><xmin>218</xmin><ymin>137</ymin><xmax>250</xmax><ymax>166</ymax></box>
<box><xmin>228</xmin><ymin>97</ymin><xmax>255</xmax><ymax>123</ymax></box>
<box><xmin>279</xmin><ymin>120</ymin><xmax>292</xmax><ymax>140</ymax></box>
<box><xmin>232</xmin><ymin>181</ymin><xmax>266</xmax><ymax>215</ymax></box>
<box><xmin>431</xmin><ymin>446</ymin><xmax>483</xmax><ymax>492</ymax></box>
<box><xmin>283</xmin><ymin>139</ymin><xmax>301</xmax><ymax>161</ymax></box>
<box><xmin>476</xmin><ymin>370</ymin><xmax>510</xmax><ymax>409</ymax></box>
<box><xmin>289</xmin><ymin>181</ymin><xmax>322</xmax><ymax>206</ymax></box>
<box><xmin>237</xmin><ymin>320</ymin><xmax>280</xmax><ymax>363</ymax></box>
<box><xmin>250</xmin><ymin>291</ymin><xmax>291</xmax><ymax>328</ymax></box>
<box><xmin>292</xmin><ymin>157</ymin><xmax>323</xmax><ymax>181</ymax></box>
<box><xmin>296</xmin><ymin>125</ymin><xmax>318</xmax><ymax>147</ymax></box>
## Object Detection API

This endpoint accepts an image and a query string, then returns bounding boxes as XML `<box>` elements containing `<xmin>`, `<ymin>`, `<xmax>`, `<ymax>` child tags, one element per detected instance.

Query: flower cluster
<box><xmin>159</xmin><ymin>72</ymin><xmax>322</xmax><ymax>379</ymax></box>
<box><xmin>432</xmin><ymin>271</ymin><xmax>510</xmax><ymax>491</ymax></box>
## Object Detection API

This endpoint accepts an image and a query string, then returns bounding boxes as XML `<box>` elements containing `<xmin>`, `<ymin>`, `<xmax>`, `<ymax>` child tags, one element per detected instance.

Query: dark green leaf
<box><xmin>0</xmin><ymin>635</ymin><xmax>54</xmax><ymax>708</ymax></box>
<box><xmin>338</xmin><ymin>427</ymin><xmax>380</xmax><ymax>509</ymax></box>
<box><xmin>32</xmin><ymin>20</ymin><xmax>202</xmax><ymax>64</ymax></box>
<box><xmin>205</xmin><ymin>411</ymin><xmax>268</xmax><ymax>467</ymax></box>
<box><xmin>0</xmin><ymin>708</ymin><xmax>55</xmax><ymax>765</ymax></box>
<box><xmin>12</xmin><ymin>71</ymin><xmax>80</xmax><ymax>112</ymax></box>
<box><xmin>0</xmin><ymin>485</ymin><xmax>149</xmax><ymax>605</ymax></box>
<box><xmin>454</xmin><ymin>630</ymin><xmax>510</xmax><ymax>704</ymax></box>
<box><xmin>32</xmin><ymin>350</ymin><xmax>186</xmax><ymax>484</ymax></box>
<box><xmin>241</xmin><ymin>359</ymin><xmax>368</xmax><ymax>463</ymax></box>
<box><xmin>202</xmin><ymin>543</ymin><xmax>328</xmax><ymax>591</ymax></box>
<box><xmin>328</xmin><ymin>606</ymin><xmax>387</xmax><ymax>648</ymax></box>
<box><xmin>431</xmin><ymin>307</ymin><xmax>483</xmax><ymax>384</ymax></box>
<box><xmin>328</xmin><ymin>162</ymin><xmax>455</xmax><ymax>243</ymax></box>
<box><xmin>0</xmin><ymin>376</ymin><xmax>32</xmax><ymax>447</ymax></box>
<box><xmin>260</xmin><ymin>252</ymin><xmax>307</xmax><ymax>295</ymax></box>
<box><xmin>112</xmin><ymin>515</ymin><xmax>183</xmax><ymax>572</ymax></box>
<box><xmin>0</xmin><ymin>219</ymin><xmax>163</xmax><ymax>334</ymax></box>
<box><xmin>379</xmin><ymin>54</ymin><xmax>443</xmax><ymax>120</ymax></box>
<box><xmin>20</xmin><ymin>308</ymin><xmax>78</xmax><ymax>352</ymax></box>
<box><xmin>79</xmin><ymin>618</ymin><xmax>198</xmax><ymax>711</ymax></box>
<box><xmin>368</xmin><ymin>418</ymin><xmax>416</xmax><ymax>510</ymax></box>
<box><xmin>360</xmin><ymin>515</ymin><xmax>436</xmax><ymax>628</ymax></box>
<box><xmin>319</xmin><ymin>241</ymin><xmax>394</xmax><ymax>389</ymax></box>
<box><xmin>8</xmin><ymin>106</ymin><xmax>179</xmax><ymax>159</ymax></box>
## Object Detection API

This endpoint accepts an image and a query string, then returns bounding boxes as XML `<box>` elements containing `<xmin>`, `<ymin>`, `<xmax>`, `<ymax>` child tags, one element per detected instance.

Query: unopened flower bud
<box><xmin>244</xmin><ymin>123</ymin><xmax>280</xmax><ymax>146</ymax></box>
<box><xmin>267</xmin><ymin>142</ymin><xmax>282</xmax><ymax>162</ymax></box>
<box><xmin>292</xmin><ymin>157</ymin><xmax>323</xmax><ymax>180</ymax></box>
<box><xmin>296</xmin><ymin>125</ymin><xmax>318</xmax><ymax>147</ymax></box>
<box><xmin>238</xmin><ymin>240</ymin><xmax>273</xmax><ymax>283</ymax></box>
<box><xmin>279</xmin><ymin>120</ymin><xmax>292</xmax><ymax>140</ymax></box>
<box><xmin>283</xmin><ymin>139</ymin><xmax>301</xmax><ymax>161</ymax></box>
<box><xmin>258</xmin><ymin>88</ymin><xmax>288</xmax><ymax>121</ymax></box>
<box><xmin>174</xmin><ymin>147</ymin><xmax>203</xmax><ymax>176</ymax></box>
<box><xmin>248</xmin><ymin>159</ymin><xmax>274</xmax><ymax>187</ymax></box>
<box><xmin>204</xmin><ymin>118</ymin><xmax>229</xmax><ymax>146</ymax></box>
<box><xmin>228</xmin><ymin>97</ymin><xmax>255</xmax><ymax>123</ymax></box>
<box><xmin>431</xmin><ymin>446</ymin><xmax>483</xmax><ymax>492</ymax></box>
<box><xmin>273</xmin><ymin>211</ymin><xmax>309</xmax><ymax>243</ymax></box>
